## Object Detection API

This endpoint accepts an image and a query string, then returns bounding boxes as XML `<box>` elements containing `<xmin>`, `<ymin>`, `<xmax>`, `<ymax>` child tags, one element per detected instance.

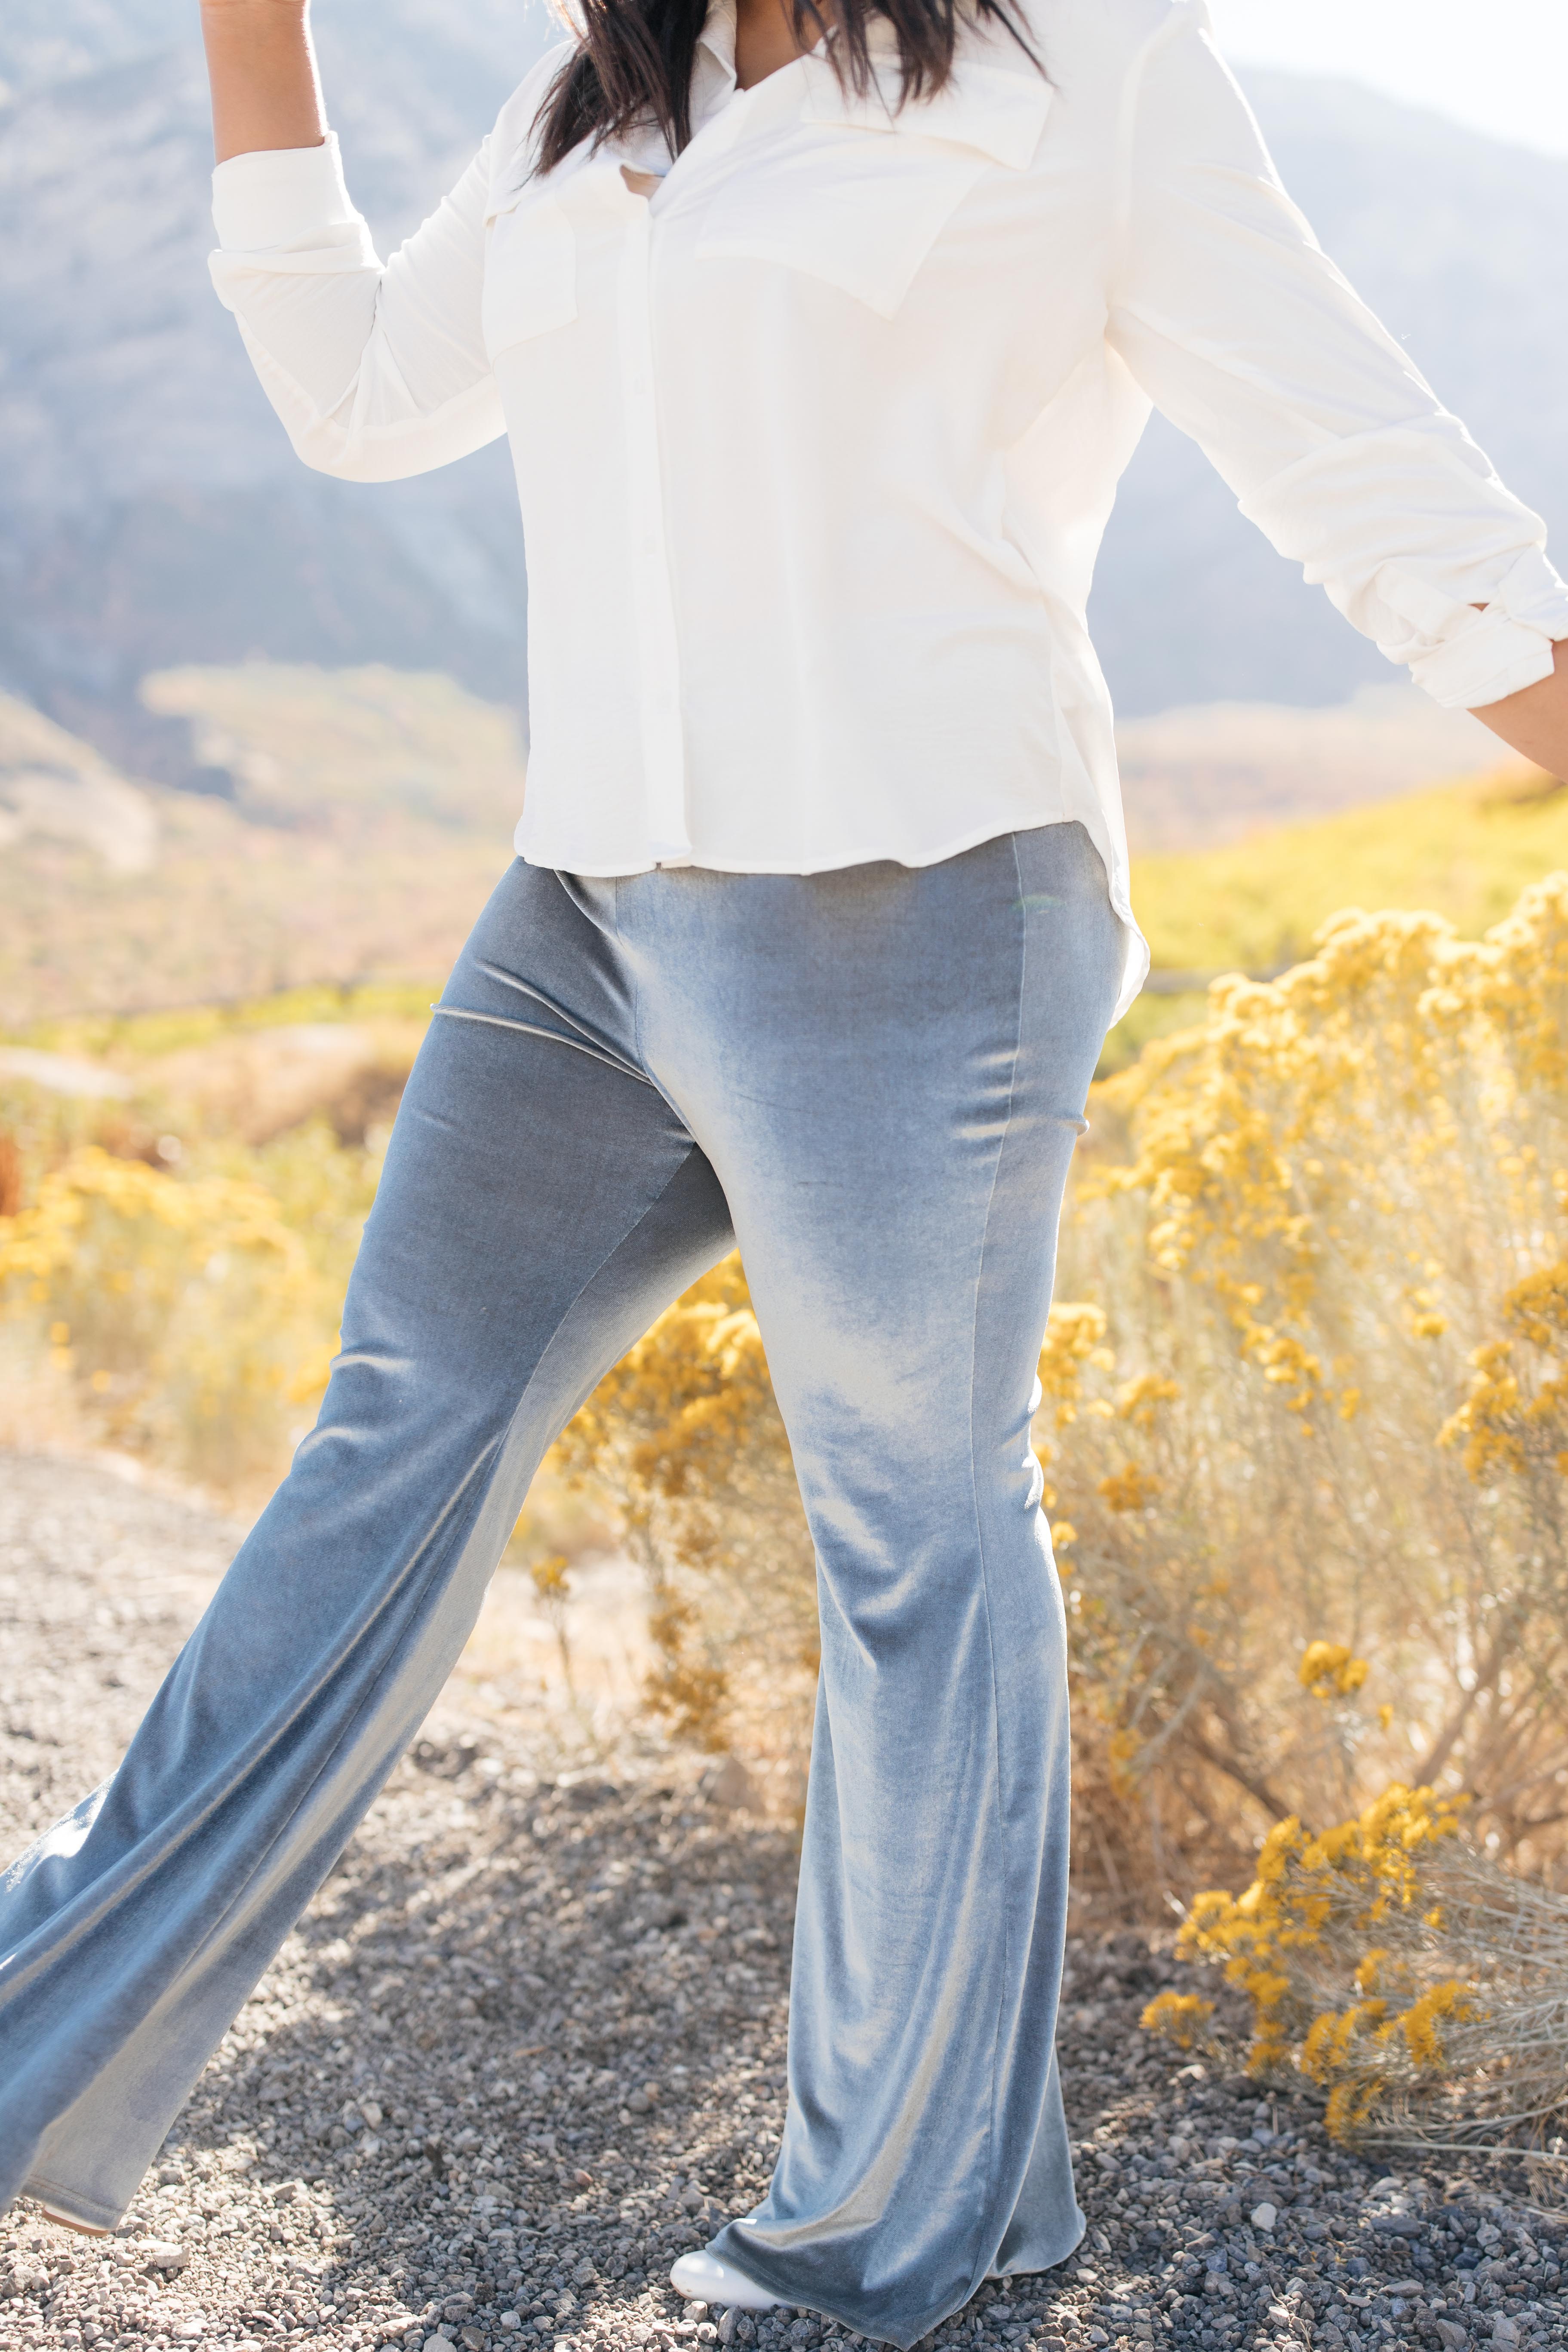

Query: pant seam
<box><xmin>965</xmin><ymin>828</ymin><xmax>1030</xmax><ymax>2299</ymax></box>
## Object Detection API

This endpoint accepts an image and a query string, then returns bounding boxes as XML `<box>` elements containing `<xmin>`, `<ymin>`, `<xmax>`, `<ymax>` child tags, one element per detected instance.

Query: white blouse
<box><xmin>209</xmin><ymin>0</ymin><xmax>1568</xmax><ymax>1021</ymax></box>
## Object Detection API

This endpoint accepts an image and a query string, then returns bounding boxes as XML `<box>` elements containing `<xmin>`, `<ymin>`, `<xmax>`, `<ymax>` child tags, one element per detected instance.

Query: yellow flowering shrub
<box><xmin>546</xmin><ymin>1257</ymin><xmax>818</xmax><ymax>1764</ymax></box>
<box><xmin>1047</xmin><ymin>871</ymin><xmax>1568</xmax><ymax>1892</ymax></box>
<box><xmin>1144</xmin><ymin>1781</ymin><xmax>1568</xmax><ymax>2154</ymax></box>
<box><xmin>0</xmin><ymin>1119</ymin><xmax>377</xmax><ymax>1494</ymax></box>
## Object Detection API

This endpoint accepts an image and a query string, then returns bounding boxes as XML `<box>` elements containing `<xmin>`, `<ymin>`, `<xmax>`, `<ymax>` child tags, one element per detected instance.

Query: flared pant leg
<box><xmin>0</xmin><ymin>864</ymin><xmax>734</xmax><ymax>2228</ymax></box>
<box><xmin>598</xmin><ymin>824</ymin><xmax>1125</xmax><ymax>2349</ymax></box>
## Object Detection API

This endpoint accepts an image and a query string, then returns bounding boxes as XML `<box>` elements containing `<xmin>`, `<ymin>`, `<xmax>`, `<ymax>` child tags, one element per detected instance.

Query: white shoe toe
<box><xmin>669</xmin><ymin>2251</ymin><xmax>781</xmax><ymax>2311</ymax></box>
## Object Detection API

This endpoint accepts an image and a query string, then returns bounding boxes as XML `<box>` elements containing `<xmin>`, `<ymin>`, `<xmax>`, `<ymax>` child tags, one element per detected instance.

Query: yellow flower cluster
<box><xmin>0</xmin><ymin>1143</ymin><xmax>307</xmax><ymax>1290</ymax></box>
<box><xmin>1096</xmin><ymin>1463</ymin><xmax>1163</xmax><ymax>1514</ymax></box>
<box><xmin>1297</xmin><ymin>1965</ymin><xmax>1486</xmax><ymax>2141</ymax></box>
<box><xmin>1138</xmin><ymin>1989</ymin><xmax>1214</xmax><ymax>2051</ymax></box>
<box><xmin>1036</xmin><ymin>1301</ymin><xmax>1115</xmax><ymax>1428</ymax></box>
<box><xmin>1144</xmin><ymin>1782</ymin><xmax>1491</xmax><ymax>2138</ymax></box>
<box><xmin>1438</xmin><ymin>1260</ymin><xmax>1568</xmax><ymax>1481</ymax></box>
<box><xmin>1297</xmin><ymin>1642</ymin><xmax>1370</xmax><ymax>1701</ymax></box>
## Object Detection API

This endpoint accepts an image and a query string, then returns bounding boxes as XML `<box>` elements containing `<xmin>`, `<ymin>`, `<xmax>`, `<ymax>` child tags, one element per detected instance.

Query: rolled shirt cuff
<box><xmin>211</xmin><ymin>130</ymin><xmax>361</xmax><ymax>251</ymax></box>
<box><xmin>1408</xmin><ymin>548</ymin><xmax>1568</xmax><ymax>710</ymax></box>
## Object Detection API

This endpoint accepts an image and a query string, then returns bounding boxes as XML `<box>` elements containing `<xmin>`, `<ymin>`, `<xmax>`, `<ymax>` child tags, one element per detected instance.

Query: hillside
<box><xmin>4</xmin><ymin>656</ymin><xmax>1563</xmax><ymax>1039</ymax></box>
<box><xmin>1113</xmin><ymin>680</ymin><xmax>1523</xmax><ymax>852</ymax></box>
<box><xmin>0</xmin><ymin>667</ymin><xmax>524</xmax><ymax>1029</ymax></box>
<box><xmin>1132</xmin><ymin>765</ymin><xmax>1568</xmax><ymax>978</ymax></box>
<box><xmin>0</xmin><ymin>0</ymin><xmax>553</xmax><ymax>780</ymax></box>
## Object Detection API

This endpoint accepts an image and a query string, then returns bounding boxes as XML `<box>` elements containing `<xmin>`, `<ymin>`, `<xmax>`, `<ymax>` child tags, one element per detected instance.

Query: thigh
<box><xmin>626</xmin><ymin>823</ymin><xmax>1123</xmax><ymax>1551</ymax></box>
<box><xmin>334</xmin><ymin>857</ymin><xmax>703</xmax><ymax>1425</ymax></box>
<box><xmin>137</xmin><ymin>861</ymin><xmax>738</xmax><ymax>1747</ymax></box>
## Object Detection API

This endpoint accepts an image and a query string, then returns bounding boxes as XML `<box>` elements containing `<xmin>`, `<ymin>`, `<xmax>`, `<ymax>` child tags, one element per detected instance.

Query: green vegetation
<box><xmin>1132</xmin><ymin>764</ymin><xmax>1568</xmax><ymax>976</ymax></box>
<box><xmin>21</xmin><ymin>981</ymin><xmax>437</xmax><ymax>1066</ymax></box>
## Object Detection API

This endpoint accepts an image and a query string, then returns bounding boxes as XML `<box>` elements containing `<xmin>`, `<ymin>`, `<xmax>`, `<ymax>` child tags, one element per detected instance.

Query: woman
<box><xmin>3</xmin><ymin>0</ymin><xmax>1567</xmax><ymax>2336</ymax></box>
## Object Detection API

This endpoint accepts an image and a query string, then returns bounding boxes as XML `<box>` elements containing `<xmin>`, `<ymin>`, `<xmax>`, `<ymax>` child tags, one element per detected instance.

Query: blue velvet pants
<box><xmin>0</xmin><ymin>824</ymin><xmax>1124</xmax><ymax>2346</ymax></box>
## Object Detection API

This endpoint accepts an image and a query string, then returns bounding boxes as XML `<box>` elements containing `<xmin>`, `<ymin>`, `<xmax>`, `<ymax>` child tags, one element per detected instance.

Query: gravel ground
<box><xmin>3</xmin><ymin>1451</ymin><xmax>1567</xmax><ymax>2352</ymax></box>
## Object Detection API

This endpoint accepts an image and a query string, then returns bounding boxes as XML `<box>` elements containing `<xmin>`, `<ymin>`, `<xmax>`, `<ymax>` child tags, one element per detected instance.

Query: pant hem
<box><xmin>987</xmin><ymin>2208</ymin><xmax>1088</xmax><ymax>2278</ymax></box>
<box><xmin>19</xmin><ymin>2172</ymin><xmax>123</xmax><ymax>2232</ymax></box>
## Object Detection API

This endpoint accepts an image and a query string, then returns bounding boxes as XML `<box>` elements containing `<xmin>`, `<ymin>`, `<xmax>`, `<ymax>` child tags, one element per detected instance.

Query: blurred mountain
<box><xmin>0</xmin><ymin>9</ymin><xmax>1563</xmax><ymax>757</ymax></box>
<box><xmin>0</xmin><ymin>0</ymin><xmax>560</xmax><ymax>781</ymax></box>
<box><xmin>1113</xmin><ymin>680</ymin><xmax>1532</xmax><ymax>854</ymax></box>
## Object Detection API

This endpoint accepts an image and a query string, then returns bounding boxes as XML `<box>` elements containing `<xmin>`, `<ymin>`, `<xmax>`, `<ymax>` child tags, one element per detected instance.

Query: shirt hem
<box><xmin>517</xmin><ymin>807</ymin><xmax>1079</xmax><ymax>880</ymax></box>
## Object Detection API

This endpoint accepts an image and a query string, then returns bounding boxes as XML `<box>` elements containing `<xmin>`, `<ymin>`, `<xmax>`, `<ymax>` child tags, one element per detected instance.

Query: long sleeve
<box><xmin>208</xmin><ymin>132</ymin><xmax>505</xmax><ymax>483</ymax></box>
<box><xmin>1105</xmin><ymin>0</ymin><xmax>1568</xmax><ymax>710</ymax></box>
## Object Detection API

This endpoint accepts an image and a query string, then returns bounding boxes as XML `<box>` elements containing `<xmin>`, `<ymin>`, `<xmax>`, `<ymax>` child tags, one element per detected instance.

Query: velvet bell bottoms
<box><xmin>0</xmin><ymin>819</ymin><xmax>1126</xmax><ymax>2347</ymax></box>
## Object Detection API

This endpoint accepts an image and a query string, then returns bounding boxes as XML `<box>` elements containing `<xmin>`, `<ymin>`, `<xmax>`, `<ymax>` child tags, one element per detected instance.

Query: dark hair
<box><xmin>533</xmin><ymin>0</ymin><xmax>1041</xmax><ymax>175</ymax></box>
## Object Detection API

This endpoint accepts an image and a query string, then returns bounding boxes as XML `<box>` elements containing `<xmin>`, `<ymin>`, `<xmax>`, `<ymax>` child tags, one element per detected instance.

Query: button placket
<box><xmin>617</xmin><ymin>189</ymin><xmax>691</xmax><ymax>864</ymax></box>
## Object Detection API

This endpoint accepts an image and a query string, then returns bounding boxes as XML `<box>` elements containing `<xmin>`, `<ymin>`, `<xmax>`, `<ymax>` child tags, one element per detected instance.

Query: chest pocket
<box><xmin>695</xmin><ymin>58</ymin><xmax>1053</xmax><ymax>321</ymax></box>
<box><xmin>482</xmin><ymin>189</ymin><xmax>577</xmax><ymax>357</ymax></box>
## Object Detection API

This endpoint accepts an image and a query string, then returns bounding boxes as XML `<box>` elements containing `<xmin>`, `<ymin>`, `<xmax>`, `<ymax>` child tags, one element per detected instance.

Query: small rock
<box><xmin>1249</xmin><ymin>2204</ymin><xmax>1276</xmax><ymax>2234</ymax></box>
<box><xmin>143</xmin><ymin>2241</ymin><xmax>191</xmax><ymax>2271</ymax></box>
<box><xmin>1434</xmin><ymin>2326</ymin><xmax>1467</xmax><ymax>2351</ymax></box>
<box><xmin>1490</xmin><ymin>2323</ymin><xmax>1520</xmax><ymax>2349</ymax></box>
<box><xmin>426</xmin><ymin>2334</ymin><xmax>458</xmax><ymax>2352</ymax></box>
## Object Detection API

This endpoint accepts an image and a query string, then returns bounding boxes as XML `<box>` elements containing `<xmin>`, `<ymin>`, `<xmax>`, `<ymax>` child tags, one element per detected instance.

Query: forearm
<box><xmin>200</xmin><ymin>0</ymin><xmax>326</xmax><ymax>163</ymax></box>
<box><xmin>1471</xmin><ymin>636</ymin><xmax>1568</xmax><ymax>778</ymax></box>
